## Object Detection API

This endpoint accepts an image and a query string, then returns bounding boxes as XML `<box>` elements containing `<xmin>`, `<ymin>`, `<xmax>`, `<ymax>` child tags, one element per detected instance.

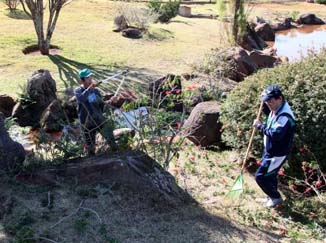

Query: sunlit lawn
<box><xmin>0</xmin><ymin>0</ymin><xmax>222</xmax><ymax>96</ymax></box>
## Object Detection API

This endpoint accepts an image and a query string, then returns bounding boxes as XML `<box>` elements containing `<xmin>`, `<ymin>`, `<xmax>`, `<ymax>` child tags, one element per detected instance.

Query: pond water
<box><xmin>271</xmin><ymin>25</ymin><xmax>326</xmax><ymax>62</ymax></box>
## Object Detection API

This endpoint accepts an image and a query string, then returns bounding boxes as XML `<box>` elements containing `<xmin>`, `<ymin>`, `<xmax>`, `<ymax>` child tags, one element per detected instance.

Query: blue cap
<box><xmin>261</xmin><ymin>85</ymin><xmax>282</xmax><ymax>102</ymax></box>
<box><xmin>78</xmin><ymin>68</ymin><xmax>93</xmax><ymax>79</ymax></box>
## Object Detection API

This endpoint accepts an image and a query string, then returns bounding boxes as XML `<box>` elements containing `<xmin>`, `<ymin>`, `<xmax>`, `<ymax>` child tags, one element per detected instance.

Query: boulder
<box><xmin>179</xmin><ymin>6</ymin><xmax>191</xmax><ymax>17</ymax></box>
<box><xmin>271</xmin><ymin>18</ymin><xmax>293</xmax><ymax>31</ymax></box>
<box><xmin>40</xmin><ymin>99</ymin><xmax>65</xmax><ymax>132</ymax></box>
<box><xmin>113</xmin><ymin>15</ymin><xmax>128</xmax><ymax>32</ymax></box>
<box><xmin>15</xmin><ymin>150</ymin><xmax>192</xmax><ymax>205</ymax></box>
<box><xmin>0</xmin><ymin>94</ymin><xmax>16</xmax><ymax>117</ymax></box>
<box><xmin>225</xmin><ymin>47</ymin><xmax>258</xmax><ymax>81</ymax></box>
<box><xmin>261</xmin><ymin>47</ymin><xmax>277</xmax><ymax>56</ymax></box>
<box><xmin>254</xmin><ymin>23</ymin><xmax>275</xmax><ymax>41</ymax></box>
<box><xmin>297</xmin><ymin>13</ymin><xmax>325</xmax><ymax>25</ymax></box>
<box><xmin>249</xmin><ymin>50</ymin><xmax>278</xmax><ymax>68</ymax></box>
<box><xmin>183</xmin><ymin>101</ymin><xmax>222</xmax><ymax>147</ymax></box>
<box><xmin>12</xmin><ymin>69</ymin><xmax>57</xmax><ymax>127</ymax></box>
<box><xmin>0</xmin><ymin>112</ymin><xmax>25</xmax><ymax>171</ymax></box>
<box><xmin>122</xmin><ymin>28</ymin><xmax>143</xmax><ymax>39</ymax></box>
<box><xmin>62</xmin><ymin>96</ymin><xmax>78</xmax><ymax>122</ymax></box>
<box><xmin>240</xmin><ymin>24</ymin><xmax>268</xmax><ymax>51</ymax></box>
<box><xmin>253</xmin><ymin>16</ymin><xmax>267</xmax><ymax>25</ymax></box>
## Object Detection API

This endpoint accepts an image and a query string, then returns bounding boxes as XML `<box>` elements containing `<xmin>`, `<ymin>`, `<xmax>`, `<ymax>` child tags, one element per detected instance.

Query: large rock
<box><xmin>40</xmin><ymin>99</ymin><xmax>65</xmax><ymax>132</ymax></box>
<box><xmin>0</xmin><ymin>94</ymin><xmax>16</xmax><ymax>117</ymax></box>
<box><xmin>240</xmin><ymin>24</ymin><xmax>268</xmax><ymax>51</ymax></box>
<box><xmin>12</xmin><ymin>69</ymin><xmax>57</xmax><ymax>127</ymax></box>
<box><xmin>249</xmin><ymin>50</ymin><xmax>278</xmax><ymax>68</ymax></box>
<box><xmin>15</xmin><ymin>150</ymin><xmax>192</xmax><ymax>205</ymax></box>
<box><xmin>179</xmin><ymin>6</ymin><xmax>191</xmax><ymax>17</ymax></box>
<box><xmin>62</xmin><ymin>96</ymin><xmax>78</xmax><ymax>122</ymax></box>
<box><xmin>183</xmin><ymin>101</ymin><xmax>222</xmax><ymax>147</ymax></box>
<box><xmin>0</xmin><ymin>113</ymin><xmax>25</xmax><ymax>171</ymax></box>
<box><xmin>226</xmin><ymin>47</ymin><xmax>258</xmax><ymax>81</ymax></box>
<box><xmin>254</xmin><ymin>23</ymin><xmax>275</xmax><ymax>41</ymax></box>
<box><xmin>253</xmin><ymin>16</ymin><xmax>267</xmax><ymax>25</ymax></box>
<box><xmin>297</xmin><ymin>13</ymin><xmax>325</xmax><ymax>25</ymax></box>
<box><xmin>271</xmin><ymin>18</ymin><xmax>293</xmax><ymax>31</ymax></box>
<box><xmin>122</xmin><ymin>28</ymin><xmax>143</xmax><ymax>39</ymax></box>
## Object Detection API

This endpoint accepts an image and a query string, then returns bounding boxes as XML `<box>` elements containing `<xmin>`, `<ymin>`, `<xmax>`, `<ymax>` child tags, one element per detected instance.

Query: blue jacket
<box><xmin>74</xmin><ymin>86</ymin><xmax>105</xmax><ymax>128</ymax></box>
<box><xmin>257</xmin><ymin>101</ymin><xmax>295</xmax><ymax>156</ymax></box>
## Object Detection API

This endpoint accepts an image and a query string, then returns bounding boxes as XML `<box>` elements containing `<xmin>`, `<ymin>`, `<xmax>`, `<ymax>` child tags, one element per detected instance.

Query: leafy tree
<box><xmin>20</xmin><ymin>0</ymin><xmax>72</xmax><ymax>55</ymax></box>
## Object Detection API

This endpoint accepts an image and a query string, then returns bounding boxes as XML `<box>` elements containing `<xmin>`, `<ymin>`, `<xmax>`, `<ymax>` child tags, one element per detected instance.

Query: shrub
<box><xmin>316</xmin><ymin>0</ymin><xmax>326</xmax><ymax>4</ymax></box>
<box><xmin>148</xmin><ymin>0</ymin><xmax>180</xmax><ymax>23</ymax></box>
<box><xmin>194</xmin><ymin>48</ymin><xmax>238</xmax><ymax>81</ymax></box>
<box><xmin>117</xmin><ymin>4</ymin><xmax>158</xmax><ymax>30</ymax></box>
<box><xmin>220</xmin><ymin>50</ymin><xmax>326</xmax><ymax>172</ymax></box>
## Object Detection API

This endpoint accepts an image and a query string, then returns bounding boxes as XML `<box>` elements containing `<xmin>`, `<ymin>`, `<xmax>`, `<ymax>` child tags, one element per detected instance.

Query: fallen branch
<box><xmin>80</xmin><ymin>207</ymin><xmax>103</xmax><ymax>224</ymax></box>
<box><xmin>50</xmin><ymin>200</ymin><xmax>84</xmax><ymax>229</ymax></box>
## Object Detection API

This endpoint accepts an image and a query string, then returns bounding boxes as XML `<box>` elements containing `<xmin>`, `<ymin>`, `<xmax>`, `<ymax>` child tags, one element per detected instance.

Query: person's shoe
<box><xmin>266</xmin><ymin>197</ymin><xmax>283</xmax><ymax>208</ymax></box>
<box><xmin>255</xmin><ymin>197</ymin><xmax>270</xmax><ymax>204</ymax></box>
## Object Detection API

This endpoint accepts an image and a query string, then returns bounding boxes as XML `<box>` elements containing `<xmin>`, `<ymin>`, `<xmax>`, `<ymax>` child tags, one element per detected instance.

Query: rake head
<box><xmin>225</xmin><ymin>172</ymin><xmax>244</xmax><ymax>199</ymax></box>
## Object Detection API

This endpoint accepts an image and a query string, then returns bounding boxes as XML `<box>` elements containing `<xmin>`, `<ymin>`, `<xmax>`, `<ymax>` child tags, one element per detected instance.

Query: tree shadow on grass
<box><xmin>169</xmin><ymin>19</ymin><xmax>193</xmax><ymax>25</ymax></box>
<box><xmin>145</xmin><ymin>28</ymin><xmax>174</xmax><ymax>41</ymax></box>
<box><xmin>48</xmin><ymin>54</ymin><xmax>161</xmax><ymax>97</ymax></box>
<box><xmin>5</xmin><ymin>9</ymin><xmax>31</xmax><ymax>20</ymax></box>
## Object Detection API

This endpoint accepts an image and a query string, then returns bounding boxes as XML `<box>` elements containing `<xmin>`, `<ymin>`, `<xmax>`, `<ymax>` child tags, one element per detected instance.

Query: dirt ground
<box><xmin>0</xmin><ymin>166</ymin><xmax>280</xmax><ymax>243</ymax></box>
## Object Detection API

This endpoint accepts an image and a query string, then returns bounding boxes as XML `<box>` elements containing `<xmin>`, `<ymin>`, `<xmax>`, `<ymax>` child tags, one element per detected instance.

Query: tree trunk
<box><xmin>20</xmin><ymin>0</ymin><xmax>69</xmax><ymax>56</ymax></box>
<box><xmin>232</xmin><ymin>0</ymin><xmax>241</xmax><ymax>44</ymax></box>
<box><xmin>39</xmin><ymin>40</ymin><xmax>50</xmax><ymax>55</ymax></box>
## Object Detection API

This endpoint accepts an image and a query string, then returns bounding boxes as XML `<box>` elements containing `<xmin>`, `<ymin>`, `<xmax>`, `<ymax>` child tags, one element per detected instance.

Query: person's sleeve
<box><xmin>258</xmin><ymin>116</ymin><xmax>290</xmax><ymax>141</ymax></box>
<box><xmin>74</xmin><ymin>87</ymin><xmax>90</xmax><ymax>102</ymax></box>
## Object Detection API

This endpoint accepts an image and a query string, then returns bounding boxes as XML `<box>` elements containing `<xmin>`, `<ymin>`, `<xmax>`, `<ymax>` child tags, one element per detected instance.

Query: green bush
<box><xmin>220</xmin><ymin>50</ymin><xmax>326</xmax><ymax>172</ymax></box>
<box><xmin>316</xmin><ymin>0</ymin><xmax>326</xmax><ymax>4</ymax></box>
<box><xmin>148</xmin><ymin>0</ymin><xmax>180</xmax><ymax>23</ymax></box>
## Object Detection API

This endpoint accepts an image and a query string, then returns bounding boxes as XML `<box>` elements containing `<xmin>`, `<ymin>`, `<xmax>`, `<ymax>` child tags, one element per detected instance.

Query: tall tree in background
<box><xmin>20</xmin><ymin>0</ymin><xmax>72</xmax><ymax>55</ymax></box>
<box><xmin>217</xmin><ymin>0</ymin><xmax>247</xmax><ymax>45</ymax></box>
<box><xmin>232</xmin><ymin>0</ymin><xmax>241</xmax><ymax>44</ymax></box>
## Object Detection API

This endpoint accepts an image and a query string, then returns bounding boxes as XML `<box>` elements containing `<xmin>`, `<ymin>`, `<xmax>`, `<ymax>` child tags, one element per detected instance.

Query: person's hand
<box><xmin>89</xmin><ymin>83</ymin><xmax>97</xmax><ymax>89</ymax></box>
<box><xmin>253</xmin><ymin>119</ymin><xmax>261</xmax><ymax>128</ymax></box>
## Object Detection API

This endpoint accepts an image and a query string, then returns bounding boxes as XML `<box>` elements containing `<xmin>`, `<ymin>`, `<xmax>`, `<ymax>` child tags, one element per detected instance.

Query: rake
<box><xmin>226</xmin><ymin>101</ymin><xmax>264</xmax><ymax>199</ymax></box>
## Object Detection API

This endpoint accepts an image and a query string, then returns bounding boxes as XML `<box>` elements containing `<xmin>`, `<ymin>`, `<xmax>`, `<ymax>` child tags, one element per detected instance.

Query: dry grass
<box><xmin>2</xmin><ymin>143</ymin><xmax>323</xmax><ymax>242</ymax></box>
<box><xmin>0</xmin><ymin>148</ymin><xmax>280</xmax><ymax>243</ymax></box>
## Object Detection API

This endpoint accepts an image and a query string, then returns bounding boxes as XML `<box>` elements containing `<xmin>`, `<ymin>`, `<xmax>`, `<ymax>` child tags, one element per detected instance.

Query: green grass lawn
<box><xmin>0</xmin><ymin>0</ymin><xmax>222</xmax><ymax>97</ymax></box>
